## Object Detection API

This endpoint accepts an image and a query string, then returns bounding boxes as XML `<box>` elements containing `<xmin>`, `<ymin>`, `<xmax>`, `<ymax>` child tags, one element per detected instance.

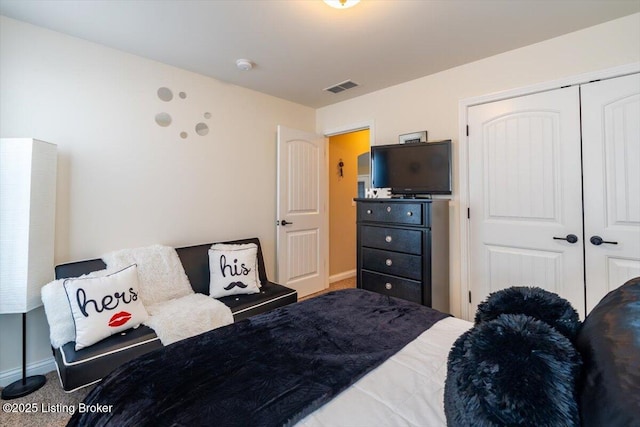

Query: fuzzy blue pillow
<box><xmin>474</xmin><ymin>286</ymin><xmax>581</xmax><ymax>341</ymax></box>
<box><xmin>444</xmin><ymin>314</ymin><xmax>582</xmax><ymax>427</ymax></box>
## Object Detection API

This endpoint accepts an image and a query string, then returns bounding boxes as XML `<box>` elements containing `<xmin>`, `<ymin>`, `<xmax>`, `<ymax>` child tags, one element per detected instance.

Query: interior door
<box><xmin>467</xmin><ymin>86</ymin><xmax>586</xmax><ymax>317</ymax></box>
<box><xmin>276</xmin><ymin>125</ymin><xmax>328</xmax><ymax>297</ymax></box>
<box><xmin>581</xmin><ymin>73</ymin><xmax>640</xmax><ymax>312</ymax></box>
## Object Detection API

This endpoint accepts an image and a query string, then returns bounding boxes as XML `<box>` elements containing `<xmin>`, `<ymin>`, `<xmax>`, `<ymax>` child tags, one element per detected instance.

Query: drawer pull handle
<box><xmin>385</xmin><ymin>259</ymin><xmax>393</xmax><ymax>266</ymax></box>
<box><xmin>386</xmin><ymin>206</ymin><xmax>392</xmax><ymax>212</ymax></box>
<box><xmin>385</xmin><ymin>283</ymin><xmax>392</xmax><ymax>290</ymax></box>
<box><xmin>385</xmin><ymin>235</ymin><xmax>392</xmax><ymax>243</ymax></box>
<box><xmin>407</xmin><ymin>211</ymin><xmax>413</xmax><ymax>216</ymax></box>
<box><xmin>366</xmin><ymin>209</ymin><xmax>372</xmax><ymax>214</ymax></box>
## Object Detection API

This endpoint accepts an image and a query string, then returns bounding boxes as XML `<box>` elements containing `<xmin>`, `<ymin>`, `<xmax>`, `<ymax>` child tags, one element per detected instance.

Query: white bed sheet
<box><xmin>296</xmin><ymin>317</ymin><xmax>473</xmax><ymax>427</ymax></box>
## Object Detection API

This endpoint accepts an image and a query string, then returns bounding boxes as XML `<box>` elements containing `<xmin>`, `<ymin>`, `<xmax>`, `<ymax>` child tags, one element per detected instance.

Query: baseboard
<box><xmin>329</xmin><ymin>269</ymin><xmax>356</xmax><ymax>284</ymax></box>
<box><xmin>0</xmin><ymin>357</ymin><xmax>56</xmax><ymax>388</ymax></box>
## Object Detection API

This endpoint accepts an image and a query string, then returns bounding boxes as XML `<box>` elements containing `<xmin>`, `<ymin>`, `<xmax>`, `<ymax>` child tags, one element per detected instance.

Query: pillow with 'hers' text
<box><xmin>63</xmin><ymin>264</ymin><xmax>148</xmax><ymax>350</ymax></box>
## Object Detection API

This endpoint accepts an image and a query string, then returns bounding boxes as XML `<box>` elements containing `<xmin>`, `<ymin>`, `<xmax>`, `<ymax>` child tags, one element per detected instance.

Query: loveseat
<box><xmin>50</xmin><ymin>237</ymin><xmax>297</xmax><ymax>392</ymax></box>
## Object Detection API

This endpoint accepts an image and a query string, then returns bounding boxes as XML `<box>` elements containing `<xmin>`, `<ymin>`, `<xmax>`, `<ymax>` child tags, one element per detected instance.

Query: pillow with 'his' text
<box><xmin>209</xmin><ymin>243</ymin><xmax>261</xmax><ymax>298</ymax></box>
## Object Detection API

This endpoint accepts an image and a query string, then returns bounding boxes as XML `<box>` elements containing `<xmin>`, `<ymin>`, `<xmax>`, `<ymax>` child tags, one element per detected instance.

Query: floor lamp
<box><xmin>0</xmin><ymin>138</ymin><xmax>57</xmax><ymax>400</ymax></box>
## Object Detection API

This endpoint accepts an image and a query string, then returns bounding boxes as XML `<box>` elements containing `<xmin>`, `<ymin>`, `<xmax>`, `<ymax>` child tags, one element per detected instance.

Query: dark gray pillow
<box><xmin>576</xmin><ymin>277</ymin><xmax>640</xmax><ymax>427</ymax></box>
<box><xmin>445</xmin><ymin>313</ymin><xmax>582</xmax><ymax>426</ymax></box>
<box><xmin>475</xmin><ymin>286</ymin><xmax>581</xmax><ymax>341</ymax></box>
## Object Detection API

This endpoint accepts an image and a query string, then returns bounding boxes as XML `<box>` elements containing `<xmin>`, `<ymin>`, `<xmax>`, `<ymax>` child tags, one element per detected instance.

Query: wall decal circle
<box><xmin>180</xmin><ymin>132</ymin><xmax>188</xmax><ymax>139</ymax></box>
<box><xmin>155</xmin><ymin>112</ymin><xmax>172</xmax><ymax>127</ymax></box>
<box><xmin>179</xmin><ymin>92</ymin><xmax>187</xmax><ymax>99</ymax></box>
<box><xmin>195</xmin><ymin>123</ymin><xmax>209</xmax><ymax>136</ymax></box>
<box><xmin>204</xmin><ymin>112</ymin><xmax>212</xmax><ymax>119</ymax></box>
<box><xmin>157</xmin><ymin>87</ymin><xmax>173</xmax><ymax>102</ymax></box>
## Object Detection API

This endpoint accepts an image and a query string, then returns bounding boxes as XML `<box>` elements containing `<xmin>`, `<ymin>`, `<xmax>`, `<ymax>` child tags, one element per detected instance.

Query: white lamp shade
<box><xmin>0</xmin><ymin>138</ymin><xmax>57</xmax><ymax>314</ymax></box>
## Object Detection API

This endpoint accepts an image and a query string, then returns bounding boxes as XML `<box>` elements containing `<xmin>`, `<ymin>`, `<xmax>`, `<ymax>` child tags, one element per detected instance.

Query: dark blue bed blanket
<box><xmin>67</xmin><ymin>289</ymin><xmax>449</xmax><ymax>427</ymax></box>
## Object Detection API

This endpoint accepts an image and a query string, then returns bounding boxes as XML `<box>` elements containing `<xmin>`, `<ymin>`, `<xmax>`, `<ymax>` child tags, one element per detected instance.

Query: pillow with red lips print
<box><xmin>63</xmin><ymin>264</ymin><xmax>149</xmax><ymax>350</ymax></box>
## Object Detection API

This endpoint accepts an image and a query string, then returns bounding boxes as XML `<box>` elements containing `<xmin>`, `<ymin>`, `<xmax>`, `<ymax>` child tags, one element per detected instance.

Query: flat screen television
<box><xmin>371</xmin><ymin>140</ymin><xmax>452</xmax><ymax>196</ymax></box>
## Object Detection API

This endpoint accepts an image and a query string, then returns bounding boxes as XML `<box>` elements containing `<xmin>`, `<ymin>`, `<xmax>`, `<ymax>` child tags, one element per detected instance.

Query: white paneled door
<box><xmin>468</xmin><ymin>87</ymin><xmax>586</xmax><ymax>317</ymax></box>
<box><xmin>276</xmin><ymin>125</ymin><xmax>328</xmax><ymax>297</ymax></box>
<box><xmin>467</xmin><ymin>74</ymin><xmax>640</xmax><ymax>318</ymax></box>
<box><xmin>581</xmin><ymin>74</ymin><xmax>640</xmax><ymax>312</ymax></box>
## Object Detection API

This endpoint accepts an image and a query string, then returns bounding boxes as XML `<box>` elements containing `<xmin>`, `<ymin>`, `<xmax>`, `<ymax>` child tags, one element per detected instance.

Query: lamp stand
<box><xmin>1</xmin><ymin>312</ymin><xmax>46</xmax><ymax>400</ymax></box>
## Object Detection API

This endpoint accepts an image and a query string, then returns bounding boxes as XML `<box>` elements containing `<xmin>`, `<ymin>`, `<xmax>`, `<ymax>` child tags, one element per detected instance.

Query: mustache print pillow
<box><xmin>63</xmin><ymin>264</ymin><xmax>149</xmax><ymax>350</ymax></box>
<box><xmin>208</xmin><ymin>243</ymin><xmax>261</xmax><ymax>298</ymax></box>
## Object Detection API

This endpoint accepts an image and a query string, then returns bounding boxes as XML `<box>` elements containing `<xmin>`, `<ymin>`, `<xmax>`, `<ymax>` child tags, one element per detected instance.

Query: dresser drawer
<box><xmin>362</xmin><ymin>247</ymin><xmax>422</xmax><ymax>281</ymax></box>
<box><xmin>360</xmin><ymin>225</ymin><xmax>422</xmax><ymax>254</ymax></box>
<box><xmin>361</xmin><ymin>270</ymin><xmax>422</xmax><ymax>304</ymax></box>
<box><xmin>357</xmin><ymin>202</ymin><xmax>425</xmax><ymax>226</ymax></box>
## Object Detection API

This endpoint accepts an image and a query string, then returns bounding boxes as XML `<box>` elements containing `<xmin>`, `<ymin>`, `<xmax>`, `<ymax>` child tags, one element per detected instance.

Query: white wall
<box><xmin>0</xmin><ymin>16</ymin><xmax>315</xmax><ymax>380</ymax></box>
<box><xmin>316</xmin><ymin>13</ymin><xmax>640</xmax><ymax>318</ymax></box>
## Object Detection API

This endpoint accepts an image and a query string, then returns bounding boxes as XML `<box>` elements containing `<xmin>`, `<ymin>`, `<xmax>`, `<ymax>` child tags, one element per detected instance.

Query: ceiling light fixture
<box><xmin>236</xmin><ymin>59</ymin><xmax>253</xmax><ymax>71</ymax></box>
<box><xmin>323</xmin><ymin>0</ymin><xmax>360</xmax><ymax>9</ymax></box>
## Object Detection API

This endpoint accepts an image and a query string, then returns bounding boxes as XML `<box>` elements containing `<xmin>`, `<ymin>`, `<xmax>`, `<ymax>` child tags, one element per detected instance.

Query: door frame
<box><xmin>323</xmin><ymin>120</ymin><xmax>376</xmax><ymax>141</ymax></box>
<box><xmin>322</xmin><ymin>120</ymin><xmax>376</xmax><ymax>281</ymax></box>
<box><xmin>457</xmin><ymin>62</ymin><xmax>640</xmax><ymax>320</ymax></box>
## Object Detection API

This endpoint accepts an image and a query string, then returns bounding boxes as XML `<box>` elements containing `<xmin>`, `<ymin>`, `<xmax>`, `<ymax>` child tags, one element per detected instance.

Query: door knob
<box><xmin>553</xmin><ymin>234</ymin><xmax>578</xmax><ymax>244</ymax></box>
<box><xmin>280</xmin><ymin>219</ymin><xmax>293</xmax><ymax>226</ymax></box>
<box><xmin>590</xmin><ymin>236</ymin><xmax>618</xmax><ymax>246</ymax></box>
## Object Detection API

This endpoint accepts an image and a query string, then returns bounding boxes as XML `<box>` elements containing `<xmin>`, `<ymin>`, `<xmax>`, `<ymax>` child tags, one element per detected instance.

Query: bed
<box><xmin>66</xmin><ymin>289</ymin><xmax>472</xmax><ymax>427</ymax></box>
<box><xmin>66</xmin><ymin>278</ymin><xmax>640</xmax><ymax>427</ymax></box>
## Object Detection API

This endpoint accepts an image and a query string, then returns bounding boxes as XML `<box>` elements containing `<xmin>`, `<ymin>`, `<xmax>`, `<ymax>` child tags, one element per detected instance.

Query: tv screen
<box><xmin>371</xmin><ymin>140</ymin><xmax>452</xmax><ymax>196</ymax></box>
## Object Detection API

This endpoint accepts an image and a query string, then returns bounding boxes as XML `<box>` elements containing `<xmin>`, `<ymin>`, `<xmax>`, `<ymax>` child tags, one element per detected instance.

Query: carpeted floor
<box><xmin>0</xmin><ymin>277</ymin><xmax>356</xmax><ymax>427</ymax></box>
<box><xmin>0</xmin><ymin>371</ymin><xmax>93</xmax><ymax>427</ymax></box>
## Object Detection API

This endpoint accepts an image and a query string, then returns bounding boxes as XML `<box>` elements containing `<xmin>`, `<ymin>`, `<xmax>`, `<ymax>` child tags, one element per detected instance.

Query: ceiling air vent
<box><xmin>324</xmin><ymin>80</ymin><xmax>359</xmax><ymax>94</ymax></box>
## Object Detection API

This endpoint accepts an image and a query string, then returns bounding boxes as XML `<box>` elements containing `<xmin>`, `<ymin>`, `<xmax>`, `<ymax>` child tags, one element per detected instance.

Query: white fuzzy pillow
<box><xmin>209</xmin><ymin>243</ymin><xmax>261</xmax><ymax>298</ymax></box>
<box><xmin>42</xmin><ymin>268</ymin><xmax>112</xmax><ymax>348</ymax></box>
<box><xmin>64</xmin><ymin>264</ymin><xmax>148</xmax><ymax>350</ymax></box>
<box><xmin>102</xmin><ymin>244</ymin><xmax>193</xmax><ymax>307</ymax></box>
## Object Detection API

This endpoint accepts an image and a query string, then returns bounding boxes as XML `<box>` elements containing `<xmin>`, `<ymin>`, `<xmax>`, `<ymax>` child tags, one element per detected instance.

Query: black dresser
<box><xmin>355</xmin><ymin>198</ymin><xmax>449</xmax><ymax>312</ymax></box>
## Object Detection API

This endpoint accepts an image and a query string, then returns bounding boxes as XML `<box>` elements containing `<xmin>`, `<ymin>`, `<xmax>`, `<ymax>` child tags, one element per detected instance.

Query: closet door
<box><xmin>581</xmin><ymin>73</ymin><xmax>640</xmax><ymax>312</ymax></box>
<box><xmin>467</xmin><ymin>87</ymin><xmax>585</xmax><ymax>317</ymax></box>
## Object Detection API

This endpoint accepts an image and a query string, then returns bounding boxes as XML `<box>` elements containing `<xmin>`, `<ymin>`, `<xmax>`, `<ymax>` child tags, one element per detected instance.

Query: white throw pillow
<box><xmin>63</xmin><ymin>264</ymin><xmax>149</xmax><ymax>350</ymax></box>
<box><xmin>209</xmin><ymin>243</ymin><xmax>261</xmax><ymax>298</ymax></box>
<box><xmin>102</xmin><ymin>244</ymin><xmax>193</xmax><ymax>307</ymax></box>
